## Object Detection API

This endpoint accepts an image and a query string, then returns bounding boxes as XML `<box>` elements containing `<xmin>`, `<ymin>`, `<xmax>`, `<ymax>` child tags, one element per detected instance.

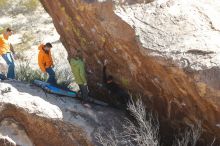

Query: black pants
<box><xmin>79</xmin><ymin>85</ymin><xmax>89</xmax><ymax>102</ymax></box>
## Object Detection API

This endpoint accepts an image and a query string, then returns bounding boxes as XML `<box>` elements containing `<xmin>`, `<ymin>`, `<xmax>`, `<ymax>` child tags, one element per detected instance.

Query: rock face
<box><xmin>114</xmin><ymin>0</ymin><xmax>220</xmax><ymax>91</ymax></box>
<box><xmin>39</xmin><ymin>0</ymin><xmax>220</xmax><ymax>145</ymax></box>
<box><xmin>0</xmin><ymin>81</ymin><xmax>124</xmax><ymax>146</ymax></box>
<box><xmin>115</xmin><ymin>0</ymin><xmax>220</xmax><ymax>70</ymax></box>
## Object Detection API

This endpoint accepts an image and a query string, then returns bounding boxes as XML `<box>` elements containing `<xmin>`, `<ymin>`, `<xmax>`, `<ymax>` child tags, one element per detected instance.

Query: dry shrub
<box><xmin>95</xmin><ymin>98</ymin><xmax>160</xmax><ymax>146</ymax></box>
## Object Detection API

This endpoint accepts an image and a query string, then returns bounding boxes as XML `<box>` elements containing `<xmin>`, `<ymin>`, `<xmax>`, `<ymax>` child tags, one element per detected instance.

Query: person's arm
<box><xmin>0</xmin><ymin>36</ymin><xmax>3</xmax><ymax>51</ymax></box>
<box><xmin>79</xmin><ymin>62</ymin><xmax>87</xmax><ymax>85</ymax></box>
<box><xmin>38</xmin><ymin>53</ymin><xmax>46</xmax><ymax>73</ymax></box>
<box><xmin>10</xmin><ymin>44</ymin><xmax>15</xmax><ymax>54</ymax></box>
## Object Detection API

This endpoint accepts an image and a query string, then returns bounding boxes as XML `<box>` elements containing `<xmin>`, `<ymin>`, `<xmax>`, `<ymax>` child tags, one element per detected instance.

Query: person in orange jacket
<box><xmin>0</xmin><ymin>28</ymin><xmax>16</xmax><ymax>79</ymax></box>
<box><xmin>38</xmin><ymin>43</ymin><xmax>56</xmax><ymax>85</ymax></box>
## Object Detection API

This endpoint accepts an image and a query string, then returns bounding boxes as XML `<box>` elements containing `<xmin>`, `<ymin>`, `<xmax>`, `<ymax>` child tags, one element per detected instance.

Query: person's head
<box><xmin>44</xmin><ymin>43</ymin><xmax>53</xmax><ymax>51</ymax></box>
<box><xmin>75</xmin><ymin>49</ymin><xmax>83</xmax><ymax>60</ymax></box>
<box><xmin>5</xmin><ymin>28</ymin><xmax>12</xmax><ymax>37</ymax></box>
<box><xmin>107</xmin><ymin>75</ymin><xmax>114</xmax><ymax>84</ymax></box>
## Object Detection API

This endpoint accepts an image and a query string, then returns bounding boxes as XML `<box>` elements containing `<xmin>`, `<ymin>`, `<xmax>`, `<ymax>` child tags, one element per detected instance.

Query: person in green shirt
<box><xmin>70</xmin><ymin>50</ymin><xmax>90</xmax><ymax>107</ymax></box>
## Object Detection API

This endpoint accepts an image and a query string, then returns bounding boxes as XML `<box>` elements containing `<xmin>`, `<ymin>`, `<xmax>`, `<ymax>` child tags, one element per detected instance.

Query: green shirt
<box><xmin>70</xmin><ymin>58</ymin><xmax>87</xmax><ymax>85</ymax></box>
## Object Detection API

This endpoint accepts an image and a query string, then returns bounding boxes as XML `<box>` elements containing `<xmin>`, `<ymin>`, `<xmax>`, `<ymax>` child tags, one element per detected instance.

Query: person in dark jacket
<box><xmin>103</xmin><ymin>60</ymin><xmax>129</xmax><ymax>108</ymax></box>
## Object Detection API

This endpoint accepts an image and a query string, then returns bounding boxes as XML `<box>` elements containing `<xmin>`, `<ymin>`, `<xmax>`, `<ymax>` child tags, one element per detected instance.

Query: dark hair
<box><xmin>45</xmin><ymin>43</ymin><xmax>52</xmax><ymax>48</ymax></box>
<box><xmin>6</xmin><ymin>28</ymin><xmax>12</xmax><ymax>32</ymax></box>
<box><xmin>107</xmin><ymin>75</ymin><xmax>113</xmax><ymax>81</ymax></box>
<box><xmin>75</xmin><ymin>49</ymin><xmax>83</xmax><ymax>59</ymax></box>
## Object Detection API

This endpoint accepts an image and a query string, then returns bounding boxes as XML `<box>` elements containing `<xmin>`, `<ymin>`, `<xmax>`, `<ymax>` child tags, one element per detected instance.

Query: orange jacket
<box><xmin>0</xmin><ymin>34</ymin><xmax>11</xmax><ymax>55</ymax></box>
<box><xmin>38</xmin><ymin>44</ymin><xmax>53</xmax><ymax>72</ymax></box>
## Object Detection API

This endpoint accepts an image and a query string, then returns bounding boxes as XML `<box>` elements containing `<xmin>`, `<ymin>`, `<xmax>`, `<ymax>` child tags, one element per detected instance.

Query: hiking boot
<box><xmin>81</xmin><ymin>101</ymin><xmax>91</xmax><ymax>108</ymax></box>
<box><xmin>83</xmin><ymin>103</ymin><xmax>91</xmax><ymax>108</ymax></box>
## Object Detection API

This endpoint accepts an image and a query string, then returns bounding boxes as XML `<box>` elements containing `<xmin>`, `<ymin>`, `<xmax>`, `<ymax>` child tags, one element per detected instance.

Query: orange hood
<box><xmin>38</xmin><ymin>44</ymin><xmax>53</xmax><ymax>72</ymax></box>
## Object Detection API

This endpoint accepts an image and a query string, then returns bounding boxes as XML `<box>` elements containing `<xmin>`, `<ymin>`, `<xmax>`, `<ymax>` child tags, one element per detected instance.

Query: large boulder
<box><xmin>39</xmin><ymin>0</ymin><xmax>220</xmax><ymax>145</ymax></box>
<box><xmin>0</xmin><ymin>80</ymin><xmax>124</xmax><ymax>146</ymax></box>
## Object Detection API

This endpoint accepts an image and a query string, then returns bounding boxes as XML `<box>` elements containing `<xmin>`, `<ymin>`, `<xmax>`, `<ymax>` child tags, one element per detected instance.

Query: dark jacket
<box><xmin>103</xmin><ymin>66</ymin><xmax>129</xmax><ymax>102</ymax></box>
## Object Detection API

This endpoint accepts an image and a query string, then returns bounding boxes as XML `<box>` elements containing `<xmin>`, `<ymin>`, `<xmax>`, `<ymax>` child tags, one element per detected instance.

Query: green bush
<box><xmin>0</xmin><ymin>27</ymin><xmax>4</xmax><ymax>34</ymax></box>
<box><xmin>15</xmin><ymin>32</ymin><xmax>35</xmax><ymax>52</ymax></box>
<box><xmin>0</xmin><ymin>0</ymin><xmax>8</xmax><ymax>9</ymax></box>
<box><xmin>16</xmin><ymin>61</ymin><xmax>74</xmax><ymax>89</ymax></box>
<box><xmin>16</xmin><ymin>62</ymin><xmax>46</xmax><ymax>83</ymax></box>
<box><xmin>22</xmin><ymin>0</ymin><xmax>39</xmax><ymax>11</ymax></box>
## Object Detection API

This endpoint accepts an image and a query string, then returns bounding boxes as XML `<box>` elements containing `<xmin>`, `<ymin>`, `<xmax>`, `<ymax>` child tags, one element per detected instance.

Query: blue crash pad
<box><xmin>34</xmin><ymin>80</ymin><xmax>77</xmax><ymax>97</ymax></box>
